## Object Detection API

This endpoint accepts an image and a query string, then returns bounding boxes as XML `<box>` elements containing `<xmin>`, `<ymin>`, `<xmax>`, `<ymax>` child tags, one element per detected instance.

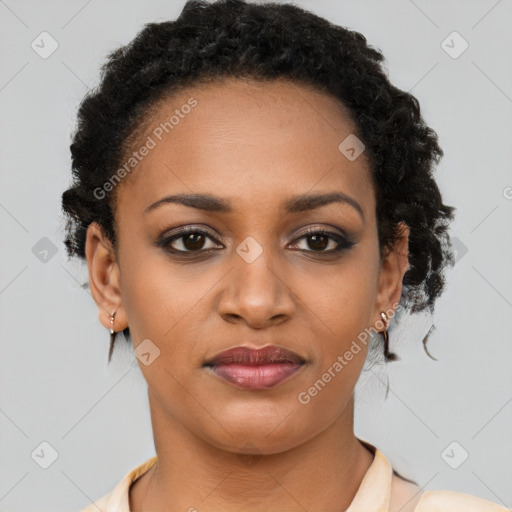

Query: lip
<box><xmin>203</xmin><ymin>345</ymin><xmax>306</xmax><ymax>390</ymax></box>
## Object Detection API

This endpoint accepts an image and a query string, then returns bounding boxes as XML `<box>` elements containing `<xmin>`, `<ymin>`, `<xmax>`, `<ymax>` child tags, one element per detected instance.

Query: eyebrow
<box><xmin>144</xmin><ymin>191</ymin><xmax>364</xmax><ymax>221</ymax></box>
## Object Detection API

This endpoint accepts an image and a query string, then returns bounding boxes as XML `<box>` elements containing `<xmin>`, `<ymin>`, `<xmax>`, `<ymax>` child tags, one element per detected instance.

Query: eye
<box><xmin>157</xmin><ymin>227</ymin><xmax>223</xmax><ymax>254</ymax></box>
<box><xmin>156</xmin><ymin>225</ymin><xmax>356</xmax><ymax>257</ymax></box>
<box><xmin>289</xmin><ymin>228</ymin><xmax>356</xmax><ymax>254</ymax></box>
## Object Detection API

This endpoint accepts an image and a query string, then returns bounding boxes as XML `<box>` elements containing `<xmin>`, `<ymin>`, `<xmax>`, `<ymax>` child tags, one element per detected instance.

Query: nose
<box><xmin>218</xmin><ymin>247</ymin><xmax>295</xmax><ymax>329</ymax></box>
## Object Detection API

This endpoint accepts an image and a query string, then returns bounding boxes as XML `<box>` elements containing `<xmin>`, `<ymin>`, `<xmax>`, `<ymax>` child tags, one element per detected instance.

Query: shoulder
<box><xmin>414</xmin><ymin>490</ymin><xmax>511</xmax><ymax>511</ymax></box>
<box><xmin>389</xmin><ymin>475</ymin><xmax>511</xmax><ymax>512</ymax></box>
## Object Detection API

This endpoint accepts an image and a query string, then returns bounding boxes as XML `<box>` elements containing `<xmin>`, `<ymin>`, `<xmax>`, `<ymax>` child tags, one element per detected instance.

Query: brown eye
<box><xmin>290</xmin><ymin>228</ymin><xmax>356</xmax><ymax>254</ymax></box>
<box><xmin>306</xmin><ymin>233</ymin><xmax>330</xmax><ymax>251</ymax></box>
<box><xmin>181</xmin><ymin>232</ymin><xmax>207</xmax><ymax>251</ymax></box>
<box><xmin>157</xmin><ymin>227</ymin><xmax>222</xmax><ymax>254</ymax></box>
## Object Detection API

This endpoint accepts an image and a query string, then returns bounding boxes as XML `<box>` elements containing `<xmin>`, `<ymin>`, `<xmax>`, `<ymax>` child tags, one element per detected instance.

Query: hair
<box><xmin>61</xmin><ymin>0</ymin><xmax>456</xmax><ymax>363</ymax></box>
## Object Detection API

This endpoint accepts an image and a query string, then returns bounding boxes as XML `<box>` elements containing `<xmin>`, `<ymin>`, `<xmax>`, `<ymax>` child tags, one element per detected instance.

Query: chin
<box><xmin>197</xmin><ymin>409</ymin><xmax>317</xmax><ymax>456</ymax></box>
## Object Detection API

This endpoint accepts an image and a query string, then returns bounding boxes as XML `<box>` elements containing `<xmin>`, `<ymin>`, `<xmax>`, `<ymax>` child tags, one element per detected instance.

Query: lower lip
<box><xmin>208</xmin><ymin>363</ymin><xmax>303</xmax><ymax>390</ymax></box>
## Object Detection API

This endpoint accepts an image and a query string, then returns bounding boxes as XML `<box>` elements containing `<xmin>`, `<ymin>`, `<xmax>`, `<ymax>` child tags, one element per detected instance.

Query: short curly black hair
<box><xmin>61</xmin><ymin>0</ymin><xmax>456</xmax><ymax>361</ymax></box>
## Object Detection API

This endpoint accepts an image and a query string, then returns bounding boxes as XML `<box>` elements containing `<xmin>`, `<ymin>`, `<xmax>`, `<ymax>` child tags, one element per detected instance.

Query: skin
<box><xmin>86</xmin><ymin>77</ymin><xmax>411</xmax><ymax>511</ymax></box>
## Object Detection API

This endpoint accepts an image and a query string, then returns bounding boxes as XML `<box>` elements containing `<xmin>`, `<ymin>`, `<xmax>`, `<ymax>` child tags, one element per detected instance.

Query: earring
<box><xmin>380</xmin><ymin>311</ymin><xmax>398</xmax><ymax>361</ymax></box>
<box><xmin>108</xmin><ymin>311</ymin><xmax>116</xmax><ymax>363</ymax></box>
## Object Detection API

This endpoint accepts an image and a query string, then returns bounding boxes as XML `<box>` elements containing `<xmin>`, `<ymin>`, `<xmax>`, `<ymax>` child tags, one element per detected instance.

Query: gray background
<box><xmin>0</xmin><ymin>0</ymin><xmax>511</xmax><ymax>510</ymax></box>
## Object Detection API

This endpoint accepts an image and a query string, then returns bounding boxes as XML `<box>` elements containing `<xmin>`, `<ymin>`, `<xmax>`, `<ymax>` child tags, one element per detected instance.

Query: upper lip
<box><xmin>204</xmin><ymin>345</ymin><xmax>306</xmax><ymax>366</ymax></box>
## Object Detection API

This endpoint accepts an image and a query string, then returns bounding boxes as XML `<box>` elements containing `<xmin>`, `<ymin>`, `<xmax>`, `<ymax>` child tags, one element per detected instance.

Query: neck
<box><xmin>130</xmin><ymin>393</ymin><xmax>374</xmax><ymax>512</ymax></box>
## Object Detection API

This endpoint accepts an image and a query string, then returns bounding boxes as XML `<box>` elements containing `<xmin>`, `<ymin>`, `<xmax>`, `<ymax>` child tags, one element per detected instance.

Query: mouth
<box><xmin>203</xmin><ymin>345</ymin><xmax>306</xmax><ymax>390</ymax></box>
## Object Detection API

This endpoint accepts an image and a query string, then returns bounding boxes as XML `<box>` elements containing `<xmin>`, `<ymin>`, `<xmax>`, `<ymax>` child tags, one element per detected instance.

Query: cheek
<box><xmin>303</xmin><ymin>261</ymin><xmax>378</xmax><ymax>342</ymax></box>
<box><xmin>118</xmin><ymin>248</ymin><xmax>186</xmax><ymax>344</ymax></box>
<box><xmin>118</xmin><ymin>247</ymin><xmax>222</xmax><ymax>369</ymax></box>
<box><xmin>299</xmin><ymin>255</ymin><xmax>377</xmax><ymax>386</ymax></box>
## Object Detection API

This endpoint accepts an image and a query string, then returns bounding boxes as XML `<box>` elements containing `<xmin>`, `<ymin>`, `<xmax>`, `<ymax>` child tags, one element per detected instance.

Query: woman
<box><xmin>62</xmin><ymin>0</ymin><xmax>508</xmax><ymax>510</ymax></box>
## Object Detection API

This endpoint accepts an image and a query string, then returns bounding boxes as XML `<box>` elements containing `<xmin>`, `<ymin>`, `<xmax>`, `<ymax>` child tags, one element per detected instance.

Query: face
<box><xmin>86</xmin><ymin>77</ymin><xmax>409</xmax><ymax>455</ymax></box>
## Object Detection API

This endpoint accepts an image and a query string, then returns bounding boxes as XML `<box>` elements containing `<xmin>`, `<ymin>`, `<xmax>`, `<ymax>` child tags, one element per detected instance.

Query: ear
<box><xmin>373</xmin><ymin>221</ymin><xmax>410</xmax><ymax>324</ymax></box>
<box><xmin>85</xmin><ymin>222</ymin><xmax>127</xmax><ymax>333</ymax></box>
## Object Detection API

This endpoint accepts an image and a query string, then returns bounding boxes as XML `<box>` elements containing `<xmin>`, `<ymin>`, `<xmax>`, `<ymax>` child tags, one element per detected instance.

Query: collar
<box><xmin>346</xmin><ymin>438</ymin><xmax>392</xmax><ymax>512</ymax></box>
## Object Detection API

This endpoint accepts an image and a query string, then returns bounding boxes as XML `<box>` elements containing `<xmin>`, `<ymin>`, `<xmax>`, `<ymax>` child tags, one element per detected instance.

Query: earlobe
<box><xmin>85</xmin><ymin>222</ymin><xmax>127</xmax><ymax>331</ymax></box>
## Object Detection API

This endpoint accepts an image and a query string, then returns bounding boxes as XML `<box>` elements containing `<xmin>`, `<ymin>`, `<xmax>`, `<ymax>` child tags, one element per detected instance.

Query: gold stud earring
<box><xmin>108</xmin><ymin>311</ymin><xmax>116</xmax><ymax>363</ymax></box>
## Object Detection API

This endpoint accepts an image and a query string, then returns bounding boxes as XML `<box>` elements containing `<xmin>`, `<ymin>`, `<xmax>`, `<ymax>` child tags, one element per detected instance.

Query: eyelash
<box><xmin>156</xmin><ymin>226</ymin><xmax>356</xmax><ymax>258</ymax></box>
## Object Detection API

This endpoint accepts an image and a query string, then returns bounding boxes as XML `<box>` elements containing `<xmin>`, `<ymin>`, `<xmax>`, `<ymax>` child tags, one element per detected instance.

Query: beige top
<box><xmin>81</xmin><ymin>440</ymin><xmax>510</xmax><ymax>511</ymax></box>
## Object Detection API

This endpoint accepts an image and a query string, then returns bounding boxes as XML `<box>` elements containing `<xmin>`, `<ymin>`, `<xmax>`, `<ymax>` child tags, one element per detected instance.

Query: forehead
<box><xmin>116</xmin><ymin>77</ymin><xmax>374</xmax><ymax>214</ymax></box>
